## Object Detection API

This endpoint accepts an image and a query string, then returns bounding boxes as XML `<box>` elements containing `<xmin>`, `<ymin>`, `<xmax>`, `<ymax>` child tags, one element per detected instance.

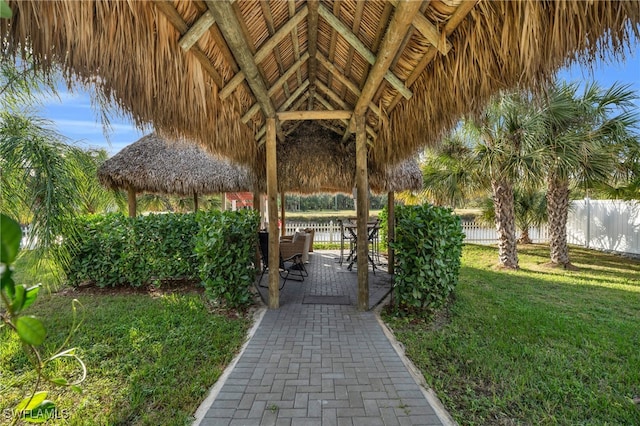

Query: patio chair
<box><xmin>257</xmin><ymin>231</ymin><xmax>306</xmax><ymax>290</ymax></box>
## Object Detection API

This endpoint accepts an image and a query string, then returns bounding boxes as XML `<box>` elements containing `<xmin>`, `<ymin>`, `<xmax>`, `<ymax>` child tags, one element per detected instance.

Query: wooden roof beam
<box><xmin>178</xmin><ymin>10</ymin><xmax>216</xmax><ymax>51</ymax></box>
<box><xmin>278</xmin><ymin>110</ymin><xmax>352</xmax><ymax>121</ymax></box>
<box><xmin>388</xmin><ymin>0</ymin><xmax>452</xmax><ymax>55</ymax></box>
<box><xmin>219</xmin><ymin>4</ymin><xmax>309</xmax><ymax>100</ymax></box>
<box><xmin>242</xmin><ymin>53</ymin><xmax>310</xmax><ymax>123</ymax></box>
<box><xmin>307</xmin><ymin>0</ymin><xmax>320</xmax><ymax>110</ymax></box>
<box><xmin>255</xmin><ymin>83</ymin><xmax>310</xmax><ymax>143</ymax></box>
<box><xmin>387</xmin><ymin>0</ymin><xmax>478</xmax><ymax>113</ymax></box>
<box><xmin>318</xmin><ymin>3</ymin><xmax>412</xmax><ymax>101</ymax></box>
<box><xmin>206</xmin><ymin>0</ymin><xmax>283</xmax><ymax>140</ymax></box>
<box><xmin>153</xmin><ymin>0</ymin><xmax>224</xmax><ymax>89</ymax></box>
<box><xmin>343</xmin><ymin>0</ymin><xmax>422</xmax><ymax>142</ymax></box>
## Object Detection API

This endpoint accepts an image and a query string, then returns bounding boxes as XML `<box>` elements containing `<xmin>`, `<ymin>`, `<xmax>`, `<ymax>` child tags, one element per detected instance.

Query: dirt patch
<box><xmin>59</xmin><ymin>278</ymin><xmax>204</xmax><ymax>297</ymax></box>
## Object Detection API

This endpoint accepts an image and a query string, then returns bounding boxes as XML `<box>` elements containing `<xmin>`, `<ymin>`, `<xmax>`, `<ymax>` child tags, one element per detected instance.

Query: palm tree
<box><xmin>538</xmin><ymin>81</ymin><xmax>638</xmax><ymax>267</ymax></box>
<box><xmin>419</xmin><ymin>131</ymin><xmax>481</xmax><ymax>208</ymax></box>
<box><xmin>478</xmin><ymin>187</ymin><xmax>547</xmax><ymax>245</ymax></box>
<box><xmin>465</xmin><ymin>92</ymin><xmax>544</xmax><ymax>269</ymax></box>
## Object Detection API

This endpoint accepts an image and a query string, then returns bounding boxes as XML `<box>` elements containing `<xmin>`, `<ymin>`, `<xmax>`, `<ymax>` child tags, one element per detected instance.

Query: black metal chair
<box><xmin>257</xmin><ymin>231</ymin><xmax>305</xmax><ymax>290</ymax></box>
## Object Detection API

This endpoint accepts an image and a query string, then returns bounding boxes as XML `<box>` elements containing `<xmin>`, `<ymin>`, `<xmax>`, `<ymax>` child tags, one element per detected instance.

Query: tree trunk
<box><xmin>518</xmin><ymin>228</ymin><xmax>532</xmax><ymax>245</ymax></box>
<box><xmin>492</xmin><ymin>180</ymin><xmax>518</xmax><ymax>269</ymax></box>
<box><xmin>547</xmin><ymin>175</ymin><xmax>571</xmax><ymax>266</ymax></box>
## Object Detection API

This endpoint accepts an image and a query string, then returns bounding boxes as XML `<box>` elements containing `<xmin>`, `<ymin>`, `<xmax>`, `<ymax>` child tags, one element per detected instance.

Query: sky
<box><xmin>38</xmin><ymin>47</ymin><xmax>639</xmax><ymax>158</ymax></box>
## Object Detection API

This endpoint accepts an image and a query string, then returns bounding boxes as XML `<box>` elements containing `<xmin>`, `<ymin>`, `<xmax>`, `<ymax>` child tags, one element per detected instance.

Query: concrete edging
<box><xmin>374</xmin><ymin>300</ymin><xmax>458</xmax><ymax>426</ymax></box>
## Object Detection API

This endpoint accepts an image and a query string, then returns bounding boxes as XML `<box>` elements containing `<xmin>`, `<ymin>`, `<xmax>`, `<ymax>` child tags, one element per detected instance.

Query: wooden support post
<box><xmin>355</xmin><ymin>115</ymin><xmax>369</xmax><ymax>311</ymax></box>
<box><xmin>222</xmin><ymin>193</ymin><xmax>227</xmax><ymax>211</ymax></box>
<box><xmin>280</xmin><ymin>192</ymin><xmax>286</xmax><ymax>237</ymax></box>
<box><xmin>127</xmin><ymin>186</ymin><xmax>137</xmax><ymax>218</ymax></box>
<box><xmin>193</xmin><ymin>191</ymin><xmax>199</xmax><ymax>212</ymax></box>
<box><xmin>387</xmin><ymin>192</ymin><xmax>395</xmax><ymax>276</ymax></box>
<box><xmin>266</xmin><ymin>118</ymin><xmax>279</xmax><ymax>309</ymax></box>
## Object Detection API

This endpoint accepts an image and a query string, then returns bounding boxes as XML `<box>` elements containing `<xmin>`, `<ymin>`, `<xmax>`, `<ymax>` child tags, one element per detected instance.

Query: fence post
<box><xmin>329</xmin><ymin>220</ymin><xmax>333</xmax><ymax>243</ymax></box>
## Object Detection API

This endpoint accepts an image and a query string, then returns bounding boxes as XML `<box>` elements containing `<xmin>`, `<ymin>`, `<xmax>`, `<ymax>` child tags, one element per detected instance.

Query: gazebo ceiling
<box><xmin>2</xmin><ymin>0</ymin><xmax>639</xmax><ymax>170</ymax></box>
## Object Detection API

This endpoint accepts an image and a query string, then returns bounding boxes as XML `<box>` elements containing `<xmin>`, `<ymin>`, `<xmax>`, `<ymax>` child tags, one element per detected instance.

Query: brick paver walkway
<box><xmin>195</xmin><ymin>251</ymin><xmax>450</xmax><ymax>426</ymax></box>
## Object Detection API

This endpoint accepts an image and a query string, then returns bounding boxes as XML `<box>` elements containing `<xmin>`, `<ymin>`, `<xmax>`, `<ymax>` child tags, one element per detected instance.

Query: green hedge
<box><xmin>391</xmin><ymin>204</ymin><xmax>464</xmax><ymax>312</ymax></box>
<box><xmin>194</xmin><ymin>209</ymin><xmax>259</xmax><ymax>308</ymax></box>
<box><xmin>65</xmin><ymin>213</ymin><xmax>200</xmax><ymax>287</ymax></box>
<box><xmin>64</xmin><ymin>210</ymin><xmax>260</xmax><ymax>308</ymax></box>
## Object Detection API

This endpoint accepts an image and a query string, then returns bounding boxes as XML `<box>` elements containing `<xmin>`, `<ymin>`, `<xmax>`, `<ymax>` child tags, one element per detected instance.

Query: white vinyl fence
<box><xmin>566</xmin><ymin>199</ymin><xmax>640</xmax><ymax>255</ymax></box>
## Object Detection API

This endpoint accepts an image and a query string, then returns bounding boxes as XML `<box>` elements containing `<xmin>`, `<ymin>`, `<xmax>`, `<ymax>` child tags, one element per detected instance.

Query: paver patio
<box><xmin>195</xmin><ymin>251</ymin><xmax>453</xmax><ymax>426</ymax></box>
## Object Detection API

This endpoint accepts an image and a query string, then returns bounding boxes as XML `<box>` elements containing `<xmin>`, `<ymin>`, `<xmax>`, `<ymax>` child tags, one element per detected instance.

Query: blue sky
<box><xmin>39</xmin><ymin>49</ymin><xmax>639</xmax><ymax>157</ymax></box>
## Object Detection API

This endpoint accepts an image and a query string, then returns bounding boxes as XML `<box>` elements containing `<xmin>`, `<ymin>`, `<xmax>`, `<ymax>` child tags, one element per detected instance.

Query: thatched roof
<box><xmin>98</xmin><ymin>133</ymin><xmax>255</xmax><ymax>196</ymax></box>
<box><xmin>3</xmin><ymin>1</ymin><xmax>638</xmax><ymax>176</ymax></box>
<box><xmin>268</xmin><ymin>121</ymin><xmax>422</xmax><ymax>194</ymax></box>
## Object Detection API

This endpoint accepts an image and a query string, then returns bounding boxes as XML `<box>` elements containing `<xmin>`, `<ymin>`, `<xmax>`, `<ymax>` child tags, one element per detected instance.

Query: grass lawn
<box><xmin>1</xmin><ymin>290</ymin><xmax>250</xmax><ymax>425</ymax></box>
<box><xmin>383</xmin><ymin>244</ymin><xmax>640</xmax><ymax>425</ymax></box>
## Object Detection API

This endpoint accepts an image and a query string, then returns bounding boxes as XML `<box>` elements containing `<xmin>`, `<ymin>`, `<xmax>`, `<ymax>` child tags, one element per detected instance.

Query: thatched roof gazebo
<box><xmin>4</xmin><ymin>0</ymin><xmax>638</xmax><ymax>309</ymax></box>
<box><xmin>98</xmin><ymin>133</ymin><xmax>256</xmax><ymax>216</ymax></box>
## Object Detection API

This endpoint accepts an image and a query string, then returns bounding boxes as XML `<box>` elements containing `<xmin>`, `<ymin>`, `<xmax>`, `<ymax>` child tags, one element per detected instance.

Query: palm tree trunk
<box><xmin>492</xmin><ymin>180</ymin><xmax>519</xmax><ymax>269</ymax></box>
<box><xmin>547</xmin><ymin>175</ymin><xmax>571</xmax><ymax>266</ymax></box>
<box><xmin>518</xmin><ymin>228</ymin><xmax>532</xmax><ymax>245</ymax></box>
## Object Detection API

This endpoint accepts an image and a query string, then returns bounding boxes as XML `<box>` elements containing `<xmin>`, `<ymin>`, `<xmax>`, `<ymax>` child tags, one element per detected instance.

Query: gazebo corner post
<box><xmin>280</xmin><ymin>192</ymin><xmax>286</xmax><ymax>237</ymax></box>
<box><xmin>266</xmin><ymin>117</ymin><xmax>280</xmax><ymax>309</ymax></box>
<box><xmin>127</xmin><ymin>185</ymin><xmax>137</xmax><ymax>218</ymax></box>
<box><xmin>355</xmin><ymin>114</ymin><xmax>369</xmax><ymax>311</ymax></box>
<box><xmin>193</xmin><ymin>191</ymin><xmax>199</xmax><ymax>212</ymax></box>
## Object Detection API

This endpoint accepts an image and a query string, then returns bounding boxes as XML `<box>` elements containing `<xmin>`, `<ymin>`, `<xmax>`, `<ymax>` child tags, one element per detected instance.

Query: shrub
<box><xmin>194</xmin><ymin>209</ymin><xmax>259</xmax><ymax>309</ymax></box>
<box><xmin>391</xmin><ymin>204</ymin><xmax>464</xmax><ymax>312</ymax></box>
<box><xmin>65</xmin><ymin>212</ymin><xmax>200</xmax><ymax>287</ymax></box>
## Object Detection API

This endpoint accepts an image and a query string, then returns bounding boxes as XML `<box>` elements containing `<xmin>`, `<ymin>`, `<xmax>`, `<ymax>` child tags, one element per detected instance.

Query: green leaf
<box><xmin>16</xmin><ymin>316</ymin><xmax>46</xmax><ymax>345</ymax></box>
<box><xmin>15</xmin><ymin>391</ymin><xmax>48</xmax><ymax>412</ymax></box>
<box><xmin>0</xmin><ymin>0</ymin><xmax>12</xmax><ymax>19</ymax></box>
<box><xmin>22</xmin><ymin>400</ymin><xmax>56</xmax><ymax>423</ymax></box>
<box><xmin>0</xmin><ymin>213</ymin><xmax>22</xmax><ymax>264</ymax></box>
<box><xmin>50</xmin><ymin>377</ymin><xmax>68</xmax><ymax>386</ymax></box>
<box><xmin>22</xmin><ymin>285</ymin><xmax>40</xmax><ymax>311</ymax></box>
<box><xmin>11</xmin><ymin>284</ymin><xmax>26</xmax><ymax>313</ymax></box>
<box><xmin>70</xmin><ymin>385</ymin><xmax>83</xmax><ymax>394</ymax></box>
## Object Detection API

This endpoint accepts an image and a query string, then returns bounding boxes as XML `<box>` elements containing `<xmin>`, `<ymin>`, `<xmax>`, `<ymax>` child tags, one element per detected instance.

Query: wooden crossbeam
<box><xmin>387</xmin><ymin>0</ymin><xmax>478</xmax><ymax>113</ymax></box>
<box><xmin>178</xmin><ymin>10</ymin><xmax>216</xmax><ymax>51</ymax></box>
<box><xmin>206</xmin><ymin>0</ymin><xmax>283</xmax><ymax>140</ymax></box>
<box><xmin>318</xmin><ymin>3</ymin><xmax>412</xmax><ymax>100</ymax></box>
<box><xmin>343</xmin><ymin>0</ymin><xmax>422</xmax><ymax>142</ymax></box>
<box><xmin>153</xmin><ymin>0</ymin><xmax>224</xmax><ymax>89</ymax></box>
<box><xmin>241</xmin><ymin>52</ymin><xmax>310</xmax><ymax>123</ymax></box>
<box><xmin>278</xmin><ymin>110</ymin><xmax>352</xmax><ymax>121</ymax></box>
<box><xmin>315</xmin><ymin>85</ymin><xmax>377</xmax><ymax>139</ymax></box>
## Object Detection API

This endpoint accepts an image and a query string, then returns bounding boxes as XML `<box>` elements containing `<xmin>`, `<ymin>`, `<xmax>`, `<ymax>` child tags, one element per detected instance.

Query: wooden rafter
<box><xmin>387</xmin><ymin>0</ymin><xmax>477</xmax><ymax>113</ymax></box>
<box><xmin>260</xmin><ymin>1</ymin><xmax>291</xmax><ymax>98</ymax></box>
<box><xmin>206</xmin><ymin>0</ymin><xmax>284</xmax><ymax>140</ymax></box>
<box><xmin>388</xmin><ymin>0</ymin><xmax>453</xmax><ymax>55</ymax></box>
<box><xmin>326</xmin><ymin>0</ymin><xmax>343</xmax><ymax>91</ymax></box>
<box><xmin>288</xmin><ymin>0</ymin><xmax>303</xmax><ymax>87</ymax></box>
<box><xmin>178</xmin><ymin>10</ymin><xmax>215</xmax><ymax>51</ymax></box>
<box><xmin>317</xmin><ymin>54</ymin><xmax>383</xmax><ymax>119</ymax></box>
<box><xmin>255</xmin><ymin>81</ymin><xmax>311</xmax><ymax>142</ymax></box>
<box><xmin>318</xmin><ymin>3</ymin><xmax>412</xmax><ymax>101</ymax></box>
<box><xmin>219</xmin><ymin>4</ymin><xmax>309</xmax><ymax>100</ymax></box>
<box><xmin>153</xmin><ymin>0</ymin><xmax>224</xmax><ymax>89</ymax></box>
<box><xmin>242</xmin><ymin>52</ymin><xmax>310</xmax><ymax>124</ymax></box>
<box><xmin>307</xmin><ymin>0</ymin><xmax>320</xmax><ymax>110</ymax></box>
<box><xmin>340</xmin><ymin>0</ymin><xmax>365</xmax><ymax>99</ymax></box>
<box><xmin>343</xmin><ymin>0</ymin><xmax>422</xmax><ymax>141</ymax></box>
